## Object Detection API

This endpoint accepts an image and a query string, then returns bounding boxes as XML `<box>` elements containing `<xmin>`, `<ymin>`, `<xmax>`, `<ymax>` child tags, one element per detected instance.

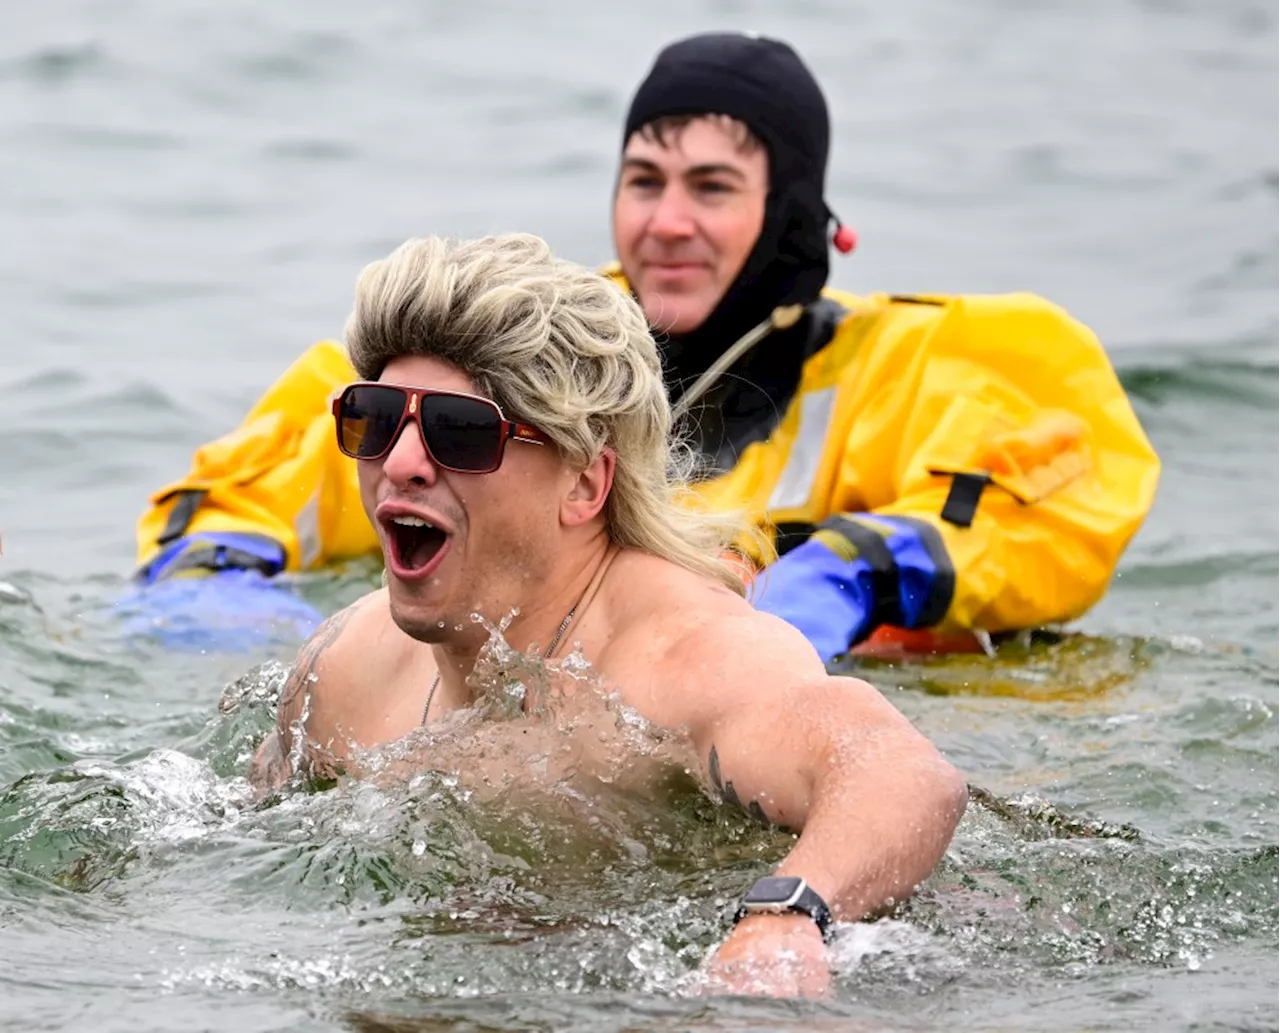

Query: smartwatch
<box><xmin>732</xmin><ymin>875</ymin><xmax>834</xmax><ymax>942</ymax></box>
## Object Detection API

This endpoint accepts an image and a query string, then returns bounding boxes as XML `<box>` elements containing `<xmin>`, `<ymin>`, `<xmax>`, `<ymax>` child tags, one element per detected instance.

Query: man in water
<box><xmin>249</xmin><ymin>232</ymin><xmax>967</xmax><ymax>998</ymax></box>
<box><xmin>135</xmin><ymin>33</ymin><xmax>1160</xmax><ymax>662</ymax></box>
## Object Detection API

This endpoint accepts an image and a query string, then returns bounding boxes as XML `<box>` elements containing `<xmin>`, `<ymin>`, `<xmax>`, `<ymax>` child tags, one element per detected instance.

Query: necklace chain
<box><xmin>421</xmin><ymin>603</ymin><xmax>579</xmax><ymax>726</ymax></box>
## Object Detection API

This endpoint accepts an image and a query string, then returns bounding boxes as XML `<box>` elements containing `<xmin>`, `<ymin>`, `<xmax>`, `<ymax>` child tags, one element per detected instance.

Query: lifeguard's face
<box><xmin>612</xmin><ymin>115</ymin><xmax>768</xmax><ymax>335</ymax></box>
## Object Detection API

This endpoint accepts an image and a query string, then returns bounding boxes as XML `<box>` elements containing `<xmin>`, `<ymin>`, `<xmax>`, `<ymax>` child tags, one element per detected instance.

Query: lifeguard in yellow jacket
<box><xmin>134</xmin><ymin>32</ymin><xmax>1160</xmax><ymax>660</ymax></box>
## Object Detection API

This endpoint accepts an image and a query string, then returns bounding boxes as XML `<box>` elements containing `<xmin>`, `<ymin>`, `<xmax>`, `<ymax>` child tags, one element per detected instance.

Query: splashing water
<box><xmin>343</xmin><ymin>611</ymin><xmax>700</xmax><ymax>813</ymax></box>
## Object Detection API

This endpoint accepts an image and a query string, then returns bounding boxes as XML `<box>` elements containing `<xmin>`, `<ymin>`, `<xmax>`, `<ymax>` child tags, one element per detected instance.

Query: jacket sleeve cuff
<box><xmin>135</xmin><ymin>532</ymin><xmax>287</xmax><ymax>584</ymax></box>
<box><xmin>814</xmin><ymin>513</ymin><xmax>956</xmax><ymax>630</ymax></box>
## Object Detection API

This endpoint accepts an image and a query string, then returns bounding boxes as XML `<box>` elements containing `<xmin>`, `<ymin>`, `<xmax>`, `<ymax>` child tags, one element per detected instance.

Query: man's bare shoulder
<box><xmin>608</xmin><ymin>549</ymin><xmax>801</xmax><ymax>629</ymax></box>
<box><xmin>608</xmin><ymin>549</ymin><xmax>745</xmax><ymax>611</ymax></box>
<box><xmin>663</xmin><ymin>605</ymin><xmax>830</xmax><ymax>689</ymax></box>
<box><xmin>646</xmin><ymin>605</ymin><xmax>902</xmax><ymax>755</ymax></box>
<box><xmin>599</xmin><ymin>551</ymin><xmax>843</xmax><ymax>702</ymax></box>
<box><xmin>248</xmin><ymin>588</ymin><xmax>402</xmax><ymax>793</ymax></box>
<box><xmin>298</xmin><ymin>587</ymin><xmax>429</xmax><ymax>705</ymax></box>
<box><xmin>597</xmin><ymin>551</ymin><xmax>741</xmax><ymax>649</ymax></box>
<box><xmin>307</xmin><ymin>587</ymin><xmax>395</xmax><ymax>664</ymax></box>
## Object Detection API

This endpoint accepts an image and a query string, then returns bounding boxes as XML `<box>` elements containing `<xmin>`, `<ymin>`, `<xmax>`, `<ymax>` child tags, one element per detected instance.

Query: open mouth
<box><xmin>387</xmin><ymin>515</ymin><xmax>448</xmax><ymax>573</ymax></box>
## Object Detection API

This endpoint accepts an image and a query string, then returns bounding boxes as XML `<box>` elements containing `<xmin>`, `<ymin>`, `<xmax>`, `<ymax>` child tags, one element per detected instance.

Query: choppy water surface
<box><xmin>0</xmin><ymin>0</ymin><xmax>1276</xmax><ymax>1030</ymax></box>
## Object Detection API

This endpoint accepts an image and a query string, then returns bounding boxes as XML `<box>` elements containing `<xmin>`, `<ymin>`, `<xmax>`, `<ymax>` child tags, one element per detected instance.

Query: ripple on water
<box><xmin>921</xmin><ymin>806</ymin><xmax>1277</xmax><ymax>978</ymax></box>
<box><xmin>0</xmin><ymin>711</ymin><xmax>1273</xmax><ymax>1026</ymax></box>
<box><xmin>1</xmin><ymin>42</ymin><xmax>110</xmax><ymax>85</ymax></box>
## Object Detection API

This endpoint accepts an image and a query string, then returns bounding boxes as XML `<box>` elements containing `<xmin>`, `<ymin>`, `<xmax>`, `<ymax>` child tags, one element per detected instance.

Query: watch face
<box><xmin>743</xmin><ymin>876</ymin><xmax>804</xmax><ymax>906</ymax></box>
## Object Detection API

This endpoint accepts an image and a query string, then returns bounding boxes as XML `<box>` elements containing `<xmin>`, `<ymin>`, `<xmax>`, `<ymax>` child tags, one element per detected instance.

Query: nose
<box><xmin>379</xmin><ymin>415</ymin><xmax>439</xmax><ymax>489</ymax></box>
<box><xmin>647</xmin><ymin>183</ymin><xmax>696</xmax><ymax>242</ymax></box>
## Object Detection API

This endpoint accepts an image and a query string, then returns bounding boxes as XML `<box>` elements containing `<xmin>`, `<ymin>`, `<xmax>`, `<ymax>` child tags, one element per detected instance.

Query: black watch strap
<box><xmin>732</xmin><ymin>876</ymin><xmax>834</xmax><ymax>943</ymax></box>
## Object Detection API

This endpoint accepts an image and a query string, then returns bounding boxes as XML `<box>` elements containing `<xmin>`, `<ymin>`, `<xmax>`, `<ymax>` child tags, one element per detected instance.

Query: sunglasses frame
<box><xmin>331</xmin><ymin>381</ymin><xmax>551</xmax><ymax>473</ymax></box>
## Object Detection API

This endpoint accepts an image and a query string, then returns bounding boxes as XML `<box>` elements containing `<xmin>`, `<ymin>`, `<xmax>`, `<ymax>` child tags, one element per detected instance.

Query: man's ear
<box><xmin>562</xmin><ymin>448</ymin><xmax>615</xmax><ymax>527</ymax></box>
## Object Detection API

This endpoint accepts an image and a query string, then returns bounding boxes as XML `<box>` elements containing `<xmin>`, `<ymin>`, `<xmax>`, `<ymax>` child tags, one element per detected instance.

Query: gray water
<box><xmin>0</xmin><ymin>1</ymin><xmax>1276</xmax><ymax>1030</ymax></box>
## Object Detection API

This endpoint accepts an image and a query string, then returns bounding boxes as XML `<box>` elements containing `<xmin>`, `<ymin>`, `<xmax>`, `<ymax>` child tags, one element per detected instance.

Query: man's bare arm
<box><xmin>669</xmin><ymin>612</ymin><xmax>967</xmax><ymax>922</ymax></box>
<box><xmin>247</xmin><ymin>598</ymin><xmax>368</xmax><ymax>795</ymax></box>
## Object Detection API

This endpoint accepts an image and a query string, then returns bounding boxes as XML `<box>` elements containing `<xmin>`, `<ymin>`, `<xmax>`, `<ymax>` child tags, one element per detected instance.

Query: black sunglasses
<box><xmin>331</xmin><ymin>382</ymin><xmax>550</xmax><ymax>473</ymax></box>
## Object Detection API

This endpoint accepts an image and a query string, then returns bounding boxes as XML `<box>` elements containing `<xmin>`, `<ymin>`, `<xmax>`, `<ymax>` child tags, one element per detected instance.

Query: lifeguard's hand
<box><xmin>749</xmin><ymin>537</ymin><xmax>873</xmax><ymax>664</ymax></box>
<box><xmin>698</xmin><ymin>914</ymin><xmax>832</xmax><ymax>999</ymax></box>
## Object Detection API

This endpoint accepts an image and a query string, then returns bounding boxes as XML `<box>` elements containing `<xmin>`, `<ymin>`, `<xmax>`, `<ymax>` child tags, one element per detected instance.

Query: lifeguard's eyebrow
<box><xmin>620</xmin><ymin>157</ymin><xmax>749</xmax><ymax>181</ymax></box>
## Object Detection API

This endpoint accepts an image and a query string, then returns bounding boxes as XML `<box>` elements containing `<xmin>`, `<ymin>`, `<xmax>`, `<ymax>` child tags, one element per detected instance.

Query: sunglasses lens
<box><xmin>420</xmin><ymin>394</ymin><xmax>504</xmax><ymax>471</ymax></box>
<box><xmin>337</xmin><ymin>385</ymin><xmax>406</xmax><ymax>458</ymax></box>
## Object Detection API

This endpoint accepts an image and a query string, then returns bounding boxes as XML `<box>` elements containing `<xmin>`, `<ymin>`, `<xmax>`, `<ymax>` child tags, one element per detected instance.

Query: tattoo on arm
<box><xmin>708</xmin><ymin>744</ymin><xmax>772</xmax><ymax>826</ymax></box>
